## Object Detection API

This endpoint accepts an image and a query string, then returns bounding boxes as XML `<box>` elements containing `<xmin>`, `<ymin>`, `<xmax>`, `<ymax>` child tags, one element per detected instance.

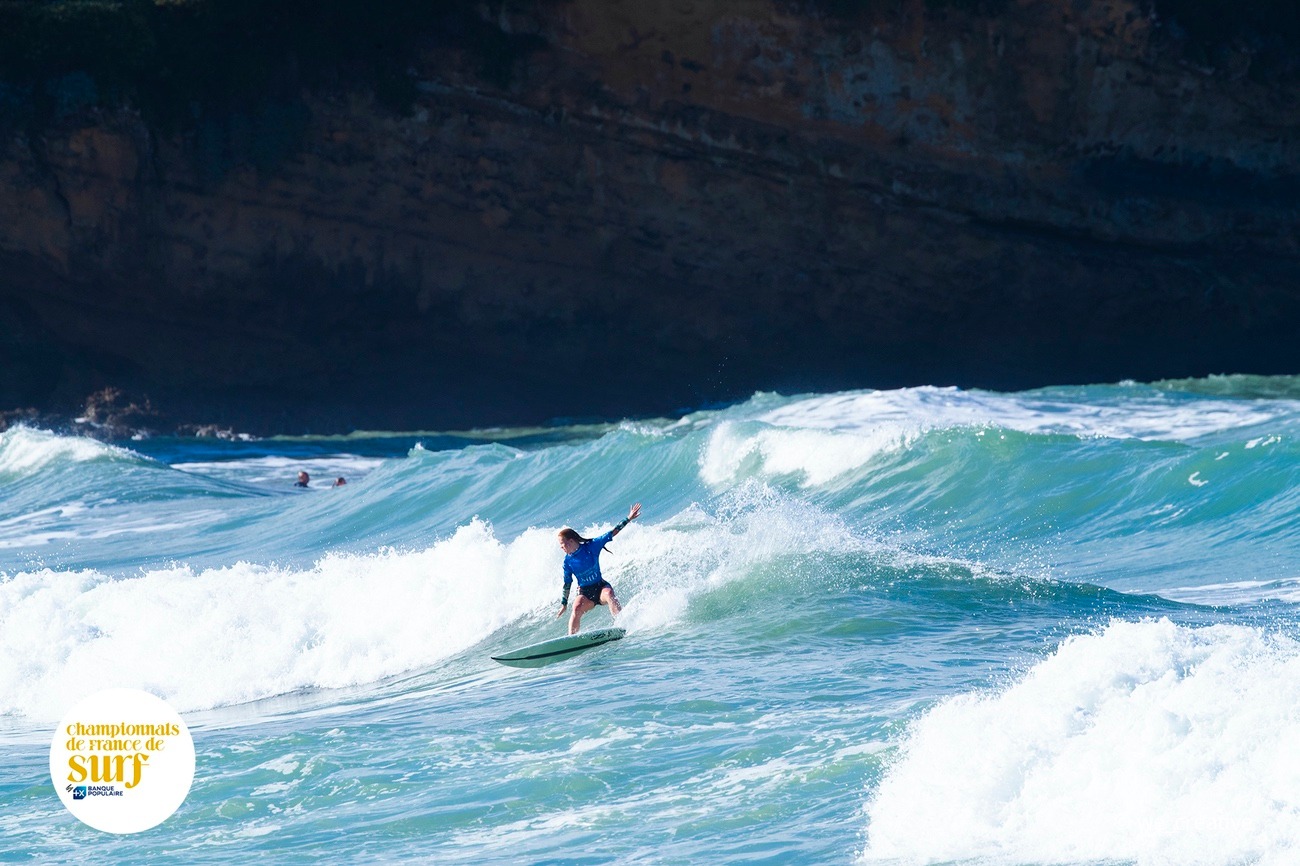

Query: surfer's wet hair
<box><xmin>558</xmin><ymin>527</ymin><xmax>590</xmax><ymax>544</ymax></box>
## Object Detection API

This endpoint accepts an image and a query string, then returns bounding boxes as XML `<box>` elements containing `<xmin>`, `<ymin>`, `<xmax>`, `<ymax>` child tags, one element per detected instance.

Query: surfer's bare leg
<box><xmin>601</xmin><ymin>585</ymin><xmax>621</xmax><ymax>617</ymax></box>
<box><xmin>569</xmin><ymin>595</ymin><xmax>595</xmax><ymax>635</ymax></box>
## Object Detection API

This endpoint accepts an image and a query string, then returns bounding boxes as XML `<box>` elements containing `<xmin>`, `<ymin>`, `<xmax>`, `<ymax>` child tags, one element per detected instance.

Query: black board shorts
<box><xmin>579</xmin><ymin>580</ymin><xmax>613</xmax><ymax>605</ymax></box>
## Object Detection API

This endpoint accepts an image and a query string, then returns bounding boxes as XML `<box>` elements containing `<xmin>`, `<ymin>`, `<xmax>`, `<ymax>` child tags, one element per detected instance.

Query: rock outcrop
<box><xmin>2</xmin><ymin>0</ymin><xmax>1299</xmax><ymax>433</ymax></box>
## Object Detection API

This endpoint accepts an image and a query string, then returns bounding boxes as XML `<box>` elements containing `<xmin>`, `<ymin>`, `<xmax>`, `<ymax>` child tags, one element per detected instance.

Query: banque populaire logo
<box><xmin>49</xmin><ymin>688</ymin><xmax>195</xmax><ymax>834</ymax></box>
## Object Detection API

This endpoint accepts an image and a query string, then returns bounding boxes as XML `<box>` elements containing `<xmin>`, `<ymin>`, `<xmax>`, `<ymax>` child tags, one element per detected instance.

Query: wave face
<box><xmin>3</xmin><ymin>379</ymin><xmax>1300</xmax><ymax>864</ymax></box>
<box><xmin>863</xmin><ymin>619</ymin><xmax>1300</xmax><ymax>866</ymax></box>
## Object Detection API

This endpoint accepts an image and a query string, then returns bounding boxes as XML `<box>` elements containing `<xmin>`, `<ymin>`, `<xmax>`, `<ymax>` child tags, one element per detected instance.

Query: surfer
<box><xmin>557</xmin><ymin>502</ymin><xmax>641</xmax><ymax>634</ymax></box>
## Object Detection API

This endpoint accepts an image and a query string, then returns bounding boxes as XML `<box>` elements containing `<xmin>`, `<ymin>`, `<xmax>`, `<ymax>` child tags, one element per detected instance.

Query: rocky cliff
<box><xmin>2</xmin><ymin>0</ymin><xmax>1299</xmax><ymax>434</ymax></box>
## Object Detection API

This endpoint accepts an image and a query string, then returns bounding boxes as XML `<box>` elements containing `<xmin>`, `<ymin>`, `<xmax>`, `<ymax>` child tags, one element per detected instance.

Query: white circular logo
<box><xmin>49</xmin><ymin>688</ymin><xmax>195</xmax><ymax>833</ymax></box>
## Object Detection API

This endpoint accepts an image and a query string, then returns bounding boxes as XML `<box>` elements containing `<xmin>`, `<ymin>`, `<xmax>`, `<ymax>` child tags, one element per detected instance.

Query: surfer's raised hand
<box><xmin>613</xmin><ymin>502</ymin><xmax>640</xmax><ymax>536</ymax></box>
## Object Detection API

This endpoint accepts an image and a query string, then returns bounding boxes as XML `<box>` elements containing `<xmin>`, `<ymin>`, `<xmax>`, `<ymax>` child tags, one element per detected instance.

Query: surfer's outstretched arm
<box><xmin>555</xmin><ymin>503</ymin><xmax>640</xmax><ymax>631</ymax></box>
<box><xmin>612</xmin><ymin>502</ymin><xmax>641</xmax><ymax>536</ymax></box>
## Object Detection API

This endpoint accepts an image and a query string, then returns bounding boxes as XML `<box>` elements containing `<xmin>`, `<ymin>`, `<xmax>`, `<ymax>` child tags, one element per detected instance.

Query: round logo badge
<box><xmin>49</xmin><ymin>688</ymin><xmax>195</xmax><ymax>833</ymax></box>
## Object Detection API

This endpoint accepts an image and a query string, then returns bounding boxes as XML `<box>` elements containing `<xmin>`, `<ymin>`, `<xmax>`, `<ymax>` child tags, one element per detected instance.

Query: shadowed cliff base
<box><xmin>2</xmin><ymin>0</ymin><xmax>1299</xmax><ymax>434</ymax></box>
<box><xmin>3</xmin><ymin>229</ymin><xmax>1296</xmax><ymax>436</ymax></box>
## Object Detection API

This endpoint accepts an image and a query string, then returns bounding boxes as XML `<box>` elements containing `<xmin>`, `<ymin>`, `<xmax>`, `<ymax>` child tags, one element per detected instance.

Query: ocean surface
<box><xmin>3</xmin><ymin>377</ymin><xmax>1300</xmax><ymax>864</ymax></box>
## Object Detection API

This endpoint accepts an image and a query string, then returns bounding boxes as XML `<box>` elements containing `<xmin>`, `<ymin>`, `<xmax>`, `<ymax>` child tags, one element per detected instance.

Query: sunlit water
<box><xmin>4</xmin><ymin>377</ymin><xmax>1300</xmax><ymax>864</ymax></box>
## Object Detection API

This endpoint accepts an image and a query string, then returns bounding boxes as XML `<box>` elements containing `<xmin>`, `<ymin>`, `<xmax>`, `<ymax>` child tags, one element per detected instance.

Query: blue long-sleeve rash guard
<box><xmin>563</xmin><ymin>530</ymin><xmax>615</xmax><ymax>593</ymax></box>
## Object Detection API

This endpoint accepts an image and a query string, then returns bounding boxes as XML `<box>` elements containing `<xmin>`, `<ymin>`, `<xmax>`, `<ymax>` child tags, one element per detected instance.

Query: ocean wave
<box><xmin>0</xmin><ymin>487</ymin><xmax>880</xmax><ymax>720</ymax></box>
<box><xmin>693</xmin><ymin>384</ymin><xmax>1300</xmax><ymax>500</ymax></box>
<box><xmin>169</xmin><ymin>454</ymin><xmax>387</xmax><ymax>489</ymax></box>
<box><xmin>0</xmin><ymin>426</ymin><xmax>142</xmax><ymax>477</ymax></box>
<box><xmin>0</xmin><ymin>519</ymin><xmax>558</xmax><ymax>720</ymax></box>
<box><xmin>758</xmin><ymin>384</ymin><xmax>1295</xmax><ymax>444</ymax></box>
<box><xmin>862</xmin><ymin>617</ymin><xmax>1300</xmax><ymax>866</ymax></box>
<box><xmin>1154</xmin><ymin>373</ymin><xmax>1300</xmax><ymax>401</ymax></box>
<box><xmin>699</xmin><ymin>420</ymin><xmax>916</xmax><ymax>488</ymax></box>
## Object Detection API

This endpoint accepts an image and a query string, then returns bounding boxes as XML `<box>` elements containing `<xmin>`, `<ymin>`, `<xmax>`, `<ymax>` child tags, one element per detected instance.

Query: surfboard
<box><xmin>491</xmin><ymin>627</ymin><xmax>626</xmax><ymax>668</ymax></box>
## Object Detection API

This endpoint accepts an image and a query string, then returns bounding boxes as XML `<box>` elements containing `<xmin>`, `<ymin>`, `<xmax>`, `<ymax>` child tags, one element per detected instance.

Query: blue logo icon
<box><xmin>72</xmin><ymin>786</ymin><xmax>87</xmax><ymax>800</ymax></box>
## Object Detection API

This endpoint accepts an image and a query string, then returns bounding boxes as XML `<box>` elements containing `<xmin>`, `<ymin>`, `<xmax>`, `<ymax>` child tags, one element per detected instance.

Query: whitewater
<box><xmin>3</xmin><ymin>377</ymin><xmax>1300</xmax><ymax>864</ymax></box>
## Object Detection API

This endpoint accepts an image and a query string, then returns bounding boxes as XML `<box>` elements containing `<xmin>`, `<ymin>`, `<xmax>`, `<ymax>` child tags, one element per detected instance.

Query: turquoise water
<box><xmin>3</xmin><ymin>378</ymin><xmax>1300</xmax><ymax>864</ymax></box>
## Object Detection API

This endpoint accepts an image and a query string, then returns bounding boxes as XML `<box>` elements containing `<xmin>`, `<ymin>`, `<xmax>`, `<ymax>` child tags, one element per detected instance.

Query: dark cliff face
<box><xmin>2</xmin><ymin>0</ymin><xmax>1299</xmax><ymax>434</ymax></box>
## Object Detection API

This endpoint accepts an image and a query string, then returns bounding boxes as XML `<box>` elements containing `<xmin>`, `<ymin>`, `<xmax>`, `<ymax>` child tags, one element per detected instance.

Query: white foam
<box><xmin>0</xmin><ymin>509</ymin><xmax>213</xmax><ymax>551</ymax></box>
<box><xmin>569</xmin><ymin>729</ymin><xmax>636</xmax><ymax>754</ymax></box>
<box><xmin>255</xmin><ymin>755</ymin><xmax>302</xmax><ymax>774</ymax></box>
<box><xmin>0</xmin><ymin>519</ymin><xmax>561</xmax><ymax>720</ymax></box>
<box><xmin>0</xmin><ymin>490</ymin><xmax>866</xmax><ymax>720</ymax></box>
<box><xmin>700</xmin><ymin>386</ymin><xmax>1293</xmax><ymax>490</ymax></box>
<box><xmin>612</xmin><ymin>485</ymin><xmax>878</xmax><ymax>633</ymax></box>
<box><xmin>699</xmin><ymin>420</ymin><xmax>913</xmax><ymax>488</ymax></box>
<box><xmin>1146</xmin><ymin>578</ymin><xmax>1300</xmax><ymax>606</ymax></box>
<box><xmin>0</xmin><ymin>426</ymin><xmax>136</xmax><ymax>476</ymax></box>
<box><xmin>862</xmin><ymin>618</ymin><xmax>1300</xmax><ymax>866</ymax></box>
<box><xmin>762</xmin><ymin>387</ymin><xmax>1290</xmax><ymax>443</ymax></box>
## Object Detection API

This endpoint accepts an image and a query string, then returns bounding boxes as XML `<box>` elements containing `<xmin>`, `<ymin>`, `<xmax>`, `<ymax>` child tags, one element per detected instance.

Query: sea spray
<box><xmin>0</xmin><ymin>487</ymin><xmax>873</xmax><ymax>720</ymax></box>
<box><xmin>863</xmin><ymin>618</ymin><xmax>1300</xmax><ymax>866</ymax></box>
<box><xmin>0</xmin><ymin>426</ymin><xmax>138</xmax><ymax>476</ymax></box>
<box><xmin>0</xmin><ymin>521</ymin><xmax>558</xmax><ymax>719</ymax></box>
<box><xmin>4</xmin><ymin>380</ymin><xmax>1300</xmax><ymax>864</ymax></box>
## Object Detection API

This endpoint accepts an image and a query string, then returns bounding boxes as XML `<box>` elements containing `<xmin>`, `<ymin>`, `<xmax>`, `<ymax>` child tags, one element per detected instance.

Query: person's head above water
<box><xmin>557</xmin><ymin>527</ymin><xmax>588</xmax><ymax>554</ymax></box>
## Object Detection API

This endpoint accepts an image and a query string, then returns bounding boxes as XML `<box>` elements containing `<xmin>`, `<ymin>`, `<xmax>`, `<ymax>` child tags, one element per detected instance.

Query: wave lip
<box><xmin>762</xmin><ymin>385</ymin><xmax>1294</xmax><ymax>443</ymax></box>
<box><xmin>0</xmin><ymin>519</ymin><xmax>563</xmax><ymax>721</ymax></box>
<box><xmin>0</xmin><ymin>485</ymin><xmax>878</xmax><ymax>721</ymax></box>
<box><xmin>862</xmin><ymin>618</ymin><xmax>1300</xmax><ymax>866</ymax></box>
<box><xmin>0</xmin><ymin>426</ymin><xmax>138</xmax><ymax>477</ymax></box>
<box><xmin>699</xmin><ymin>420</ymin><xmax>914</xmax><ymax>488</ymax></box>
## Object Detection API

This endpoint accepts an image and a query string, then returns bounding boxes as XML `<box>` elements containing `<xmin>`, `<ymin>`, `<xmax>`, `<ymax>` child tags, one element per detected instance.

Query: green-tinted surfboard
<box><xmin>491</xmin><ymin>627</ymin><xmax>626</xmax><ymax>668</ymax></box>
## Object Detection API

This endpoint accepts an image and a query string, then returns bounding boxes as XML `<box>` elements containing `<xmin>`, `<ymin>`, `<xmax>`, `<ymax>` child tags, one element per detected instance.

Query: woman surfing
<box><xmin>557</xmin><ymin>502</ymin><xmax>641</xmax><ymax>634</ymax></box>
